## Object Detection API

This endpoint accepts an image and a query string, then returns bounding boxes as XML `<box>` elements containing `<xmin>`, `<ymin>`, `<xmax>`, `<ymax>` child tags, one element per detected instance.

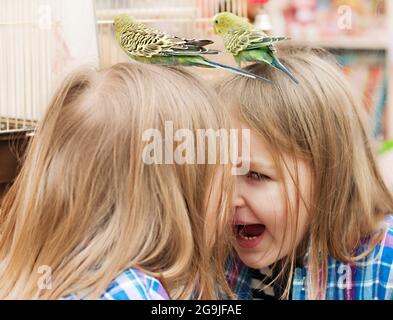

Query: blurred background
<box><xmin>1</xmin><ymin>0</ymin><xmax>393</xmax><ymax>196</ymax></box>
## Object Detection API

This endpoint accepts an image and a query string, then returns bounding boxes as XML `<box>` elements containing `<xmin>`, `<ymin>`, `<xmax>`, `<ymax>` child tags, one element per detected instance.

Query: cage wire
<box><xmin>0</xmin><ymin>0</ymin><xmax>54</xmax><ymax>133</ymax></box>
<box><xmin>0</xmin><ymin>0</ymin><xmax>98</xmax><ymax>133</ymax></box>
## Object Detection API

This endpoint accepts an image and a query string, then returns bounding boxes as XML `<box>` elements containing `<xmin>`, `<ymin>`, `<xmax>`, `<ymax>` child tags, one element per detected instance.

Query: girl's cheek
<box><xmin>248</xmin><ymin>181</ymin><xmax>287</xmax><ymax>233</ymax></box>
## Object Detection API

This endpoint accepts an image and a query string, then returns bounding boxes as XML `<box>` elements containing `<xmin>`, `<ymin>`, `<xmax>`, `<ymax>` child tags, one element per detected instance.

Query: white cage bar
<box><xmin>0</xmin><ymin>0</ymin><xmax>98</xmax><ymax>133</ymax></box>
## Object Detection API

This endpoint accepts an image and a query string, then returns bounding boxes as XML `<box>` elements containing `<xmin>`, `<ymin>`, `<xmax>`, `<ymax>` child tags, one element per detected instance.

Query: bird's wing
<box><xmin>120</xmin><ymin>25</ymin><xmax>182</xmax><ymax>58</ymax></box>
<box><xmin>246</xmin><ymin>29</ymin><xmax>289</xmax><ymax>50</ymax></box>
<box><xmin>225</xmin><ymin>29</ymin><xmax>288</xmax><ymax>55</ymax></box>
<box><xmin>120</xmin><ymin>24</ymin><xmax>218</xmax><ymax>58</ymax></box>
<box><xmin>160</xmin><ymin>38</ymin><xmax>220</xmax><ymax>56</ymax></box>
<box><xmin>224</xmin><ymin>29</ymin><xmax>252</xmax><ymax>55</ymax></box>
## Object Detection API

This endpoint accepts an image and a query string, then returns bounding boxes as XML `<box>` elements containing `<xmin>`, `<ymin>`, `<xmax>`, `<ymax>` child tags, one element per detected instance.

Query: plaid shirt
<box><xmin>227</xmin><ymin>214</ymin><xmax>393</xmax><ymax>300</ymax></box>
<box><xmin>64</xmin><ymin>268</ymin><xmax>169</xmax><ymax>300</ymax></box>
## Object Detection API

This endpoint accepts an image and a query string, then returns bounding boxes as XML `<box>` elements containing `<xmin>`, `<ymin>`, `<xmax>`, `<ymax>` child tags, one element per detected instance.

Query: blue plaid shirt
<box><xmin>227</xmin><ymin>214</ymin><xmax>393</xmax><ymax>300</ymax></box>
<box><xmin>64</xmin><ymin>268</ymin><xmax>169</xmax><ymax>300</ymax></box>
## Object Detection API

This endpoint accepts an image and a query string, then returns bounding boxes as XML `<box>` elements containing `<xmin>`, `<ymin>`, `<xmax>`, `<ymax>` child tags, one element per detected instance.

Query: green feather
<box><xmin>133</xmin><ymin>55</ymin><xmax>272</xmax><ymax>82</ymax></box>
<box><xmin>131</xmin><ymin>54</ymin><xmax>213</xmax><ymax>67</ymax></box>
<box><xmin>379</xmin><ymin>140</ymin><xmax>393</xmax><ymax>155</ymax></box>
<box><xmin>235</xmin><ymin>49</ymin><xmax>273</xmax><ymax>65</ymax></box>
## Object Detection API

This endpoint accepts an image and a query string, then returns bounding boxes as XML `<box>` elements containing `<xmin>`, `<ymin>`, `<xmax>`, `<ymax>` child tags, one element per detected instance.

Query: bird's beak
<box><xmin>213</xmin><ymin>25</ymin><xmax>218</xmax><ymax>35</ymax></box>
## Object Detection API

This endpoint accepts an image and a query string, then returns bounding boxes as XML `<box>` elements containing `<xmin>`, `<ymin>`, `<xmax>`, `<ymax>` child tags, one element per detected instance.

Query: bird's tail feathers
<box><xmin>271</xmin><ymin>58</ymin><xmax>299</xmax><ymax>84</ymax></box>
<box><xmin>204</xmin><ymin>60</ymin><xmax>272</xmax><ymax>83</ymax></box>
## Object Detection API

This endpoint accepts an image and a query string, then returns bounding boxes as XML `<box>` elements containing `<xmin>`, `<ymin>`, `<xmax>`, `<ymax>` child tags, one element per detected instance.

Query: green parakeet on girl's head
<box><xmin>213</xmin><ymin>12</ymin><xmax>298</xmax><ymax>84</ymax></box>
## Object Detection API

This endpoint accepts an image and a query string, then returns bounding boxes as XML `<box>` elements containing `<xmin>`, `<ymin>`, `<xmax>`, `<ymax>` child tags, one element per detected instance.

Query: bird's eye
<box><xmin>215</xmin><ymin>20</ymin><xmax>219</xmax><ymax>24</ymax></box>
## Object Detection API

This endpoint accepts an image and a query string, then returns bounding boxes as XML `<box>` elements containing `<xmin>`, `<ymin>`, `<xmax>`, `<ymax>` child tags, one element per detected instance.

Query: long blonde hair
<box><xmin>0</xmin><ymin>62</ymin><xmax>233</xmax><ymax>299</ymax></box>
<box><xmin>216</xmin><ymin>46</ymin><xmax>393</xmax><ymax>299</ymax></box>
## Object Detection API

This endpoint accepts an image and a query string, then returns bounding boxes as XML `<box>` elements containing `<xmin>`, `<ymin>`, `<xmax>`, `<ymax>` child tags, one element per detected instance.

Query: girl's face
<box><xmin>232</xmin><ymin>125</ymin><xmax>311</xmax><ymax>269</ymax></box>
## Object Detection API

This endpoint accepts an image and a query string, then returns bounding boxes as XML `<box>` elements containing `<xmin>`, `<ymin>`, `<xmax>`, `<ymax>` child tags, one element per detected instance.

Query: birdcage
<box><xmin>95</xmin><ymin>0</ymin><xmax>248</xmax><ymax>67</ymax></box>
<box><xmin>0</xmin><ymin>0</ymin><xmax>99</xmax><ymax>134</ymax></box>
<box><xmin>0</xmin><ymin>0</ymin><xmax>99</xmax><ymax>192</ymax></box>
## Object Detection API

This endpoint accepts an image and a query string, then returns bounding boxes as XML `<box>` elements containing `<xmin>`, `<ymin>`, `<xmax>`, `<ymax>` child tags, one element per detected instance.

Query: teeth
<box><xmin>238</xmin><ymin>229</ymin><xmax>257</xmax><ymax>241</ymax></box>
<box><xmin>240</xmin><ymin>234</ymin><xmax>257</xmax><ymax>241</ymax></box>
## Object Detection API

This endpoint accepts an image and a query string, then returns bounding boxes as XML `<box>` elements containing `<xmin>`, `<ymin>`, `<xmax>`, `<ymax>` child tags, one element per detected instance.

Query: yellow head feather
<box><xmin>113</xmin><ymin>14</ymin><xmax>135</xmax><ymax>34</ymax></box>
<box><xmin>213</xmin><ymin>12</ymin><xmax>251</xmax><ymax>35</ymax></box>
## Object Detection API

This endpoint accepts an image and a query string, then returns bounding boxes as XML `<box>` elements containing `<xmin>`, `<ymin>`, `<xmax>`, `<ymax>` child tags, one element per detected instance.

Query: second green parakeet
<box><xmin>213</xmin><ymin>12</ymin><xmax>298</xmax><ymax>84</ymax></box>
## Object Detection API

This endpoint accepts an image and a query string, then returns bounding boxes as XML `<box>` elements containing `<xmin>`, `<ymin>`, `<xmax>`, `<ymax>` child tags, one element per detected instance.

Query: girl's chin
<box><xmin>237</xmin><ymin>254</ymin><xmax>271</xmax><ymax>270</ymax></box>
<box><xmin>236</xmin><ymin>247</ymin><xmax>277</xmax><ymax>269</ymax></box>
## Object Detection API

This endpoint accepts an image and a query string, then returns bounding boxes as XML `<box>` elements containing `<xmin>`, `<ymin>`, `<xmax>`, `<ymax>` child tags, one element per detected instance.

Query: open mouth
<box><xmin>234</xmin><ymin>223</ymin><xmax>265</xmax><ymax>248</ymax></box>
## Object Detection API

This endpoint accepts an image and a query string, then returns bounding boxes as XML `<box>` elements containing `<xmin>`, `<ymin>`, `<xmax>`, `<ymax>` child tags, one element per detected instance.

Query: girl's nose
<box><xmin>232</xmin><ymin>177</ymin><xmax>246</xmax><ymax>208</ymax></box>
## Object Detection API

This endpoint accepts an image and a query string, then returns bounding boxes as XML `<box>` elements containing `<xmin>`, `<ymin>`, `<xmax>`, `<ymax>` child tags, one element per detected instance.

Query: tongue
<box><xmin>242</xmin><ymin>224</ymin><xmax>265</xmax><ymax>237</ymax></box>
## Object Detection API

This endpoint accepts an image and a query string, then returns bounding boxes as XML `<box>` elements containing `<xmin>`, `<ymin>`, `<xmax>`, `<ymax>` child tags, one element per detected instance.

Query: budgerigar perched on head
<box><xmin>213</xmin><ymin>12</ymin><xmax>299</xmax><ymax>84</ymax></box>
<box><xmin>113</xmin><ymin>14</ymin><xmax>271</xmax><ymax>82</ymax></box>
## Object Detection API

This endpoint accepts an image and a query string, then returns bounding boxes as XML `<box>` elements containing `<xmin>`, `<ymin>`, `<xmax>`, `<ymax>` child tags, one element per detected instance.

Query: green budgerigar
<box><xmin>113</xmin><ymin>14</ymin><xmax>271</xmax><ymax>82</ymax></box>
<box><xmin>213</xmin><ymin>12</ymin><xmax>299</xmax><ymax>84</ymax></box>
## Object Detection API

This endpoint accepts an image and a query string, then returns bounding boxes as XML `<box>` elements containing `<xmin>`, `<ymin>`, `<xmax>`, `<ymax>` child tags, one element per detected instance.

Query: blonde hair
<box><xmin>216</xmin><ymin>46</ymin><xmax>393</xmax><ymax>299</ymax></box>
<box><xmin>0</xmin><ymin>62</ymin><xmax>233</xmax><ymax>299</ymax></box>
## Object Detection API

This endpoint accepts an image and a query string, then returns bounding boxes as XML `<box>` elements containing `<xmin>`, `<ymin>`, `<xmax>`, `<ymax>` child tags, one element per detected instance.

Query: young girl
<box><xmin>217</xmin><ymin>47</ymin><xmax>393</xmax><ymax>300</ymax></box>
<box><xmin>0</xmin><ymin>62</ymin><xmax>233</xmax><ymax>299</ymax></box>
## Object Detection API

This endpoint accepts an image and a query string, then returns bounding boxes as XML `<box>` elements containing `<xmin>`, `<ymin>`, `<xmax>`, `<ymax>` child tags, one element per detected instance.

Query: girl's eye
<box><xmin>246</xmin><ymin>171</ymin><xmax>271</xmax><ymax>182</ymax></box>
